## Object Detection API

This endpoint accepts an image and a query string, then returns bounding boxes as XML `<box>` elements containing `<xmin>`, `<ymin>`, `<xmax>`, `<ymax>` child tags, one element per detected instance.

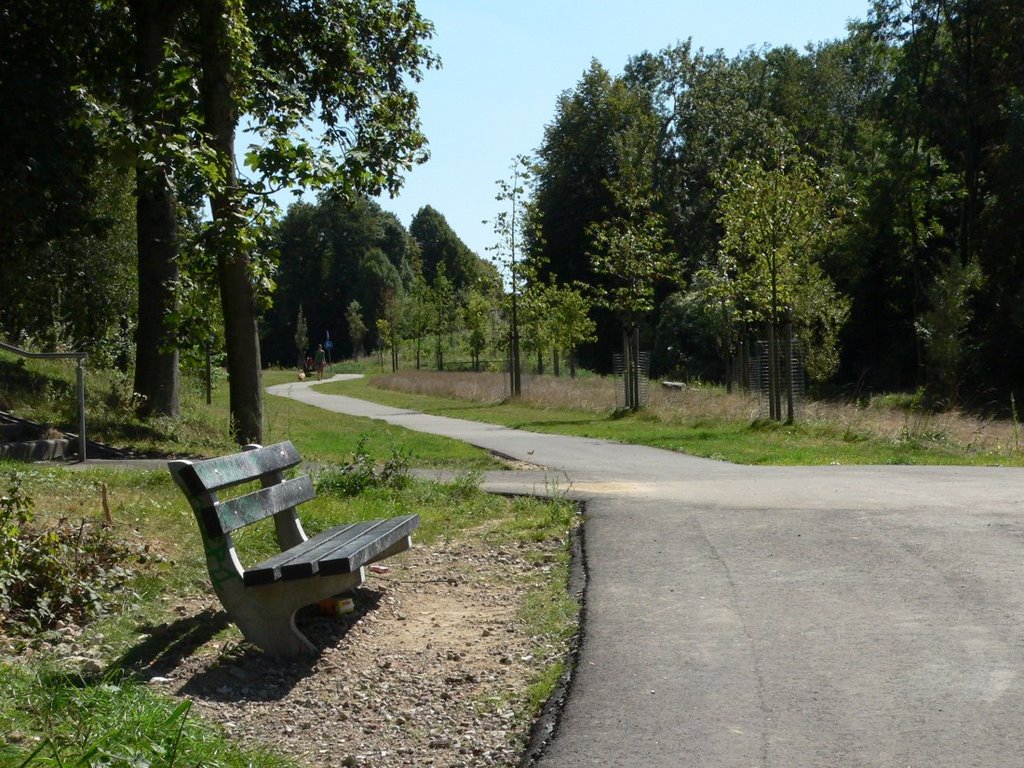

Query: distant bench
<box><xmin>169</xmin><ymin>441</ymin><xmax>418</xmax><ymax>657</ymax></box>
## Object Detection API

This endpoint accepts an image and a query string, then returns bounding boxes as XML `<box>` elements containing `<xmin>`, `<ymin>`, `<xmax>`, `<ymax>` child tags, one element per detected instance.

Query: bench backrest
<box><xmin>171</xmin><ymin>441</ymin><xmax>313</xmax><ymax>539</ymax></box>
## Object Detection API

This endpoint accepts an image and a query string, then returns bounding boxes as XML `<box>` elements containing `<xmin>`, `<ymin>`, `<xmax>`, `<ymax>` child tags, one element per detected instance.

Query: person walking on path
<box><xmin>314</xmin><ymin>344</ymin><xmax>326</xmax><ymax>380</ymax></box>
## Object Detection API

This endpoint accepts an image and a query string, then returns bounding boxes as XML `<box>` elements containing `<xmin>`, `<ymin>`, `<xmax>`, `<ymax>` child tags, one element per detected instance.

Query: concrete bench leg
<box><xmin>217</xmin><ymin>569</ymin><xmax>366</xmax><ymax>658</ymax></box>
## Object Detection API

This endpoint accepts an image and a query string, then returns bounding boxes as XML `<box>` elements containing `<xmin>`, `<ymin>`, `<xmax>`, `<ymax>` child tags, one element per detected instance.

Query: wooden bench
<box><xmin>168</xmin><ymin>441</ymin><xmax>418</xmax><ymax>658</ymax></box>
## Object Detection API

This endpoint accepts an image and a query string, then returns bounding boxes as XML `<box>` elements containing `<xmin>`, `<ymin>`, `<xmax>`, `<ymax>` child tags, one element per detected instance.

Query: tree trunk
<box><xmin>199</xmin><ymin>0</ymin><xmax>262</xmax><ymax>445</ymax></box>
<box><xmin>632</xmin><ymin>324</ymin><xmax>641</xmax><ymax>411</ymax></box>
<box><xmin>622</xmin><ymin>323</ymin><xmax>640</xmax><ymax>411</ymax></box>
<box><xmin>509</xmin><ymin>294</ymin><xmax>522</xmax><ymax>398</ymax></box>
<box><xmin>133</xmin><ymin>163</ymin><xmax>180</xmax><ymax>418</ymax></box>
<box><xmin>784</xmin><ymin>308</ymin><xmax>795</xmax><ymax>425</ymax></box>
<box><xmin>130</xmin><ymin>0</ymin><xmax>183</xmax><ymax>418</ymax></box>
<box><xmin>766</xmin><ymin>320</ymin><xmax>779</xmax><ymax>421</ymax></box>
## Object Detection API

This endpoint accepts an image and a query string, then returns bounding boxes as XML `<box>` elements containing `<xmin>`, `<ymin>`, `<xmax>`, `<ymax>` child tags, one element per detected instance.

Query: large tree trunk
<box><xmin>199</xmin><ymin>0</ymin><xmax>263</xmax><ymax>445</ymax></box>
<box><xmin>130</xmin><ymin>0</ymin><xmax>183</xmax><ymax>418</ymax></box>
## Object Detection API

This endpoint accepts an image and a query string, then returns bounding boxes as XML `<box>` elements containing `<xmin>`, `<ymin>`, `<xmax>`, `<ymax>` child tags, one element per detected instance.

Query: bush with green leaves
<box><xmin>0</xmin><ymin>471</ymin><xmax>142</xmax><ymax>635</ymax></box>
<box><xmin>315</xmin><ymin>435</ymin><xmax>411</xmax><ymax>497</ymax></box>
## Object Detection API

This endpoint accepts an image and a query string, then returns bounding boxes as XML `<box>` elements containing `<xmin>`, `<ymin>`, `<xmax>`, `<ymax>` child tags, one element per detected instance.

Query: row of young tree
<box><xmin>264</xmin><ymin>195</ymin><xmax>598</xmax><ymax>379</ymax></box>
<box><xmin>522</xmin><ymin>0</ymin><xmax>1024</xmax><ymax>412</ymax></box>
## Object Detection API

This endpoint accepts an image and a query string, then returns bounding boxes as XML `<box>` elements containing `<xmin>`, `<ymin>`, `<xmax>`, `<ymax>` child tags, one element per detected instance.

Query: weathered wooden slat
<box><xmin>291</xmin><ymin>520</ymin><xmax>394</xmax><ymax>571</ymax></box>
<box><xmin>243</xmin><ymin>522</ymin><xmax>364</xmax><ymax>586</ymax></box>
<box><xmin>184</xmin><ymin>442</ymin><xmax>302</xmax><ymax>494</ymax></box>
<box><xmin>202</xmin><ymin>475</ymin><xmax>316</xmax><ymax>537</ymax></box>
<box><xmin>318</xmin><ymin>515</ymin><xmax>420</xmax><ymax>575</ymax></box>
<box><xmin>242</xmin><ymin>515</ymin><xmax>419</xmax><ymax>586</ymax></box>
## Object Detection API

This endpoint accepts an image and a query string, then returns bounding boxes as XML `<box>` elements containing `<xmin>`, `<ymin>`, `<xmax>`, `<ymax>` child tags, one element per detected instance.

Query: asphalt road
<box><xmin>269</xmin><ymin>376</ymin><xmax>1024</xmax><ymax>767</ymax></box>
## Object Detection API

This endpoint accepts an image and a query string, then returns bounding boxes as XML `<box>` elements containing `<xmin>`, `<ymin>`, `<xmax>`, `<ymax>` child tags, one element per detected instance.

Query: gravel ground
<box><xmin>120</xmin><ymin>536</ymin><xmax>574</xmax><ymax>768</ymax></box>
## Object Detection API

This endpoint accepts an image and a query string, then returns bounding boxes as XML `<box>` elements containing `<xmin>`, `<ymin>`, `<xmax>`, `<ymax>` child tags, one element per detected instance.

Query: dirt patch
<box><xmin>128</xmin><ymin>537</ymin><xmax>572</xmax><ymax>767</ymax></box>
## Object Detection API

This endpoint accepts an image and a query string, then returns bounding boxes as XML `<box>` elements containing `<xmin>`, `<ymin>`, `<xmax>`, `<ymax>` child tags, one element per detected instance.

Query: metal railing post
<box><xmin>76</xmin><ymin>357</ymin><xmax>87</xmax><ymax>462</ymax></box>
<box><xmin>0</xmin><ymin>341</ymin><xmax>88</xmax><ymax>461</ymax></box>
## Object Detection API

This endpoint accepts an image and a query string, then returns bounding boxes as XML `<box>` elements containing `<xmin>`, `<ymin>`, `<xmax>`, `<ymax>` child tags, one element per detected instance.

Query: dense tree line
<box><xmin>6</xmin><ymin>0</ymin><xmax>1023</xmax><ymax>426</ymax></box>
<box><xmin>262</xmin><ymin>197</ymin><xmax>500</xmax><ymax>368</ymax></box>
<box><xmin>262</xmin><ymin>198</ymin><xmax>497</xmax><ymax>366</ymax></box>
<box><xmin>528</xmin><ymin>0</ymin><xmax>1024</xmax><ymax>409</ymax></box>
<box><xmin>1</xmin><ymin>0</ymin><xmax>436</xmax><ymax>443</ymax></box>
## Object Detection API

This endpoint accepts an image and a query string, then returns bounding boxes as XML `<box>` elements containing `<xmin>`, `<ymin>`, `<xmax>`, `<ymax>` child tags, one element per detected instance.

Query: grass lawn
<box><xmin>318</xmin><ymin>373</ymin><xmax>1024</xmax><ymax>467</ymax></box>
<box><xmin>261</xmin><ymin>369</ymin><xmax>500</xmax><ymax>469</ymax></box>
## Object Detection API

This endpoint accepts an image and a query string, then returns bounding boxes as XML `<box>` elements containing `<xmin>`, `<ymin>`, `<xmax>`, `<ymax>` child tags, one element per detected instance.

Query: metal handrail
<box><xmin>0</xmin><ymin>341</ymin><xmax>87</xmax><ymax>461</ymax></box>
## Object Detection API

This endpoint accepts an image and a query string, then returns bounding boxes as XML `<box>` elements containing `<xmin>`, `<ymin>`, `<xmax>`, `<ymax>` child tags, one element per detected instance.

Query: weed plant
<box><xmin>0</xmin><ymin>470</ymin><xmax>150</xmax><ymax>636</ymax></box>
<box><xmin>0</xmin><ymin>664</ymin><xmax>296</xmax><ymax>768</ymax></box>
<box><xmin>313</xmin><ymin>434</ymin><xmax>411</xmax><ymax>497</ymax></box>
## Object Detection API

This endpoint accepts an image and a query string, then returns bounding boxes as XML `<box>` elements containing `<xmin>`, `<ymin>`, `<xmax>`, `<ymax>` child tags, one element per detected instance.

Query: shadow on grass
<box><xmin>0</xmin><ymin>359</ymin><xmax>75</xmax><ymax>403</ymax></box>
<box><xmin>507</xmin><ymin>417</ymin><xmax>611</xmax><ymax>431</ymax></box>
<box><xmin>428</xmin><ymin>402</ymin><xmax>503</xmax><ymax>415</ymax></box>
<box><xmin>118</xmin><ymin>608</ymin><xmax>232</xmax><ymax>678</ymax></box>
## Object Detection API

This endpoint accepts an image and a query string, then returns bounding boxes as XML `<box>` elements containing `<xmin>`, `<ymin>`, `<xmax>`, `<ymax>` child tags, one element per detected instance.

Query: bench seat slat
<box><xmin>243</xmin><ymin>514</ymin><xmax>419</xmax><ymax>587</ymax></box>
<box><xmin>180</xmin><ymin>442</ymin><xmax>302</xmax><ymax>496</ymax></box>
<box><xmin>318</xmin><ymin>515</ymin><xmax>420</xmax><ymax>575</ymax></box>
<box><xmin>202</xmin><ymin>475</ymin><xmax>316</xmax><ymax>537</ymax></box>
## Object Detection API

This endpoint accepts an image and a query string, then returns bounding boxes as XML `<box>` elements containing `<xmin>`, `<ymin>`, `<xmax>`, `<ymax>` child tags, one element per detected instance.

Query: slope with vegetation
<box><xmin>0</xmin><ymin>356</ymin><xmax>579</xmax><ymax>767</ymax></box>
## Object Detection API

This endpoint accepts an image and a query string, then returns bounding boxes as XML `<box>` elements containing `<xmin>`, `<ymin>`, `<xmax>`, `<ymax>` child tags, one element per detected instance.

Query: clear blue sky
<box><xmin>300</xmin><ymin>0</ymin><xmax>871</xmax><ymax>259</ymax></box>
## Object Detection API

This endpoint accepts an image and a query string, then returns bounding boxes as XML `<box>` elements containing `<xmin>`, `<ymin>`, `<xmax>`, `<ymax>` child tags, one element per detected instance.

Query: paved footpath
<box><xmin>270</xmin><ymin>376</ymin><xmax>1024</xmax><ymax>768</ymax></box>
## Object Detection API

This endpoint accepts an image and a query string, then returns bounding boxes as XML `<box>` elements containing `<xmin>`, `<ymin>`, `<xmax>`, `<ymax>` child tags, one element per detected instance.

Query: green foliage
<box><xmin>0</xmin><ymin>665</ymin><xmax>297</xmax><ymax>768</ymax></box>
<box><xmin>917</xmin><ymin>257</ymin><xmax>983</xmax><ymax>405</ymax></box>
<box><xmin>0</xmin><ymin>3</ymin><xmax>137</xmax><ymax>366</ymax></box>
<box><xmin>293</xmin><ymin>305</ymin><xmax>309</xmax><ymax>368</ymax></box>
<box><xmin>346</xmin><ymin>300</ymin><xmax>368</xmax><ymax>357</ymax></box>
<box><xmin>711</xmin><ymin>143</ymin><xmax>849</xmax><ymax>382</ymax></box>
<box><xmin>654</xmin><ymin>290</ymin><xmax>729</xmax><ymax>381</ymax></box>
<box><xmin>0</xmin><ymin>471</ymin><xmax>144</xmax><ymax>635</ymax></box>
<box><xmin>586</xmin><ymin>180</ymin><xmax>674</xmax><ymax>322</ymax></box>
<box><xmin>462</xmin><ymin>290</ymin><xmax>494</xmax><ymax>370</ymax></box>
<box><xmin>262</xmin><ymin>196</ymin><xmax>419</xmax><ymax>365</ymax></box>
<box><xmin>429</xmin><ymin>266</ymin><xmax>457</xmax><ymax>370</ymax></box>
<box><xmin>314</xmin><ymin>435</ymin><xmax>411</xmax><ymax>497</ymax></box>
<box><xmin>410</xmin><ymin>205</ymin><xmax>492</xmax><ymax>292</ymax></box>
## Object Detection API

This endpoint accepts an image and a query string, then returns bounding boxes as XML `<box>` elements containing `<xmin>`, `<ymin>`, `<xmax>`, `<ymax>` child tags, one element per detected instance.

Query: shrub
<box><xmin>0</xmin><ymin>471</ymin><xmax>143</xmax><ymax>635</ymax></box>
<box><xmin>315</xmin><ymin>435</ymin><xmax>410</xmax><ymax>497</ymax></box>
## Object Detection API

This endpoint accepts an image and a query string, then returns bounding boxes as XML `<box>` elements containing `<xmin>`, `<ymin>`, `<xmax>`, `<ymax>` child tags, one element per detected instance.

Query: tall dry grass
<box><xmin>373</xmin><ymin>370</ymin><xmax>1023</xmax><ymax>455</ymax></box>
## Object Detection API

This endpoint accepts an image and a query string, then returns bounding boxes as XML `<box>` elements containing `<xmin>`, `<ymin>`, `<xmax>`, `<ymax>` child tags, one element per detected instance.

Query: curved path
<box><xmin>270</xmin><ymin>376</ymin><xmax>1024</xmax><ymax>767</ymax></box>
